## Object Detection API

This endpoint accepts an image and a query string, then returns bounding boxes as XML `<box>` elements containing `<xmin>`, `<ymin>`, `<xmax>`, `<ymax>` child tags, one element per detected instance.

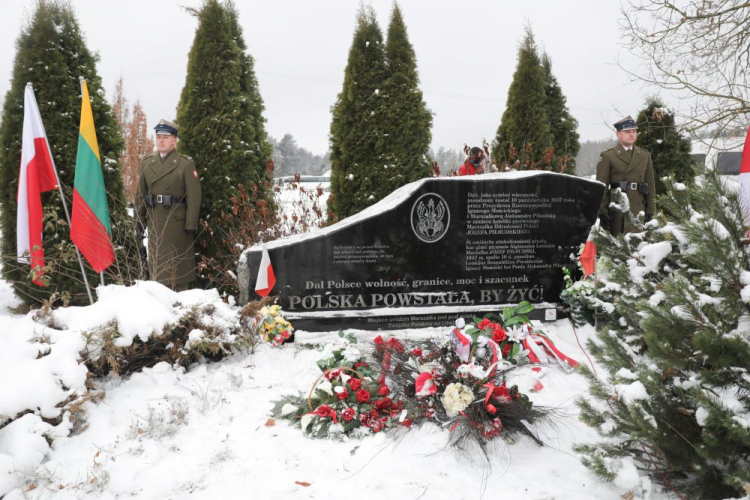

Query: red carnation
<box><xmin>356</xmin><ymin>389</ymin><xmax>371</xmax><ymax>403</ymax></box>
<box><xmin>386</xmin><ymin>338</ymin><xmax>405</xmax><ymax>353</ymax></box>
<box><xmin>314</xmin><ymin>404</ymin><xmax>332</xmax><ymax>418</ymax></box>
<box><xmin>410</xmin><ymin>347</ymin><xmax>423</xmax><ymax>357</ymax></box>
<box><xmin>401</xmin><ymin>419</ymin><xmax>412</xmax><ymax>428</ymax></box>
<box><xmin>325</xmin><ymin>369</ymin><xmax>341</xmax><ymax>381</ymax></box>
<box><xmin>336</xmin><ymin>388</ymin><xmax>349</xmax><ymax>400</ymax></box>
<box><xmin>341</xmin><ymin>408</ymin><xmax>356</xmax><ymax>421</ymax></box>
<box><xmin>353</xmin><ymin>361</ymin><xmax>369</xmax><ymax>369</ymax></box>
<box><xmin>371</xmin><ymin>420</ymin><xmax>382</xmax><ymax>433</ymax></box>
<box><xmin>349</xmin><ymin>378</ymin><xmax>362</xmax><ymax>391</ymax></box>
<box><xmin>374</xmin><ymin>397</ymin><xmax>392</xmax><ymax>412</ymax></box>
<box><xmin>492</xmin><ymin>325</ymin><xmax>507</xmax><ymax>343</ymax></box>
<box><xmin>378</xmin><ymin>385</ymin><xmax>390</xmax><ymax>397</ymax></box>
<box><xmin>502</xmin><ymin>344</ymin><xmax>511</xmax><ymax>357</ymax></box>
<box><xmin>374</xmin><ymin>336</ymin><xmax>385</xmax><ymax>349</ymax></box>
<box><xmin>477</xmin><ymin>318</ymin><xmax>493</xmax><ymax>330</ymax></box>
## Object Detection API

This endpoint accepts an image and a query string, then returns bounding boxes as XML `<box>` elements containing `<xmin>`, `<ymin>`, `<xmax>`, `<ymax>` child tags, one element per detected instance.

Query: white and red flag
<box><xmin>579</xmin><ymin>231</ymin><xmax>597</xmax><ymax>279</ymax></box>
<box><xmin>17</xmin><ymin>84</ymin><xmax>59</xmax><ymax>286</ymax></box>
<box><xmin>739</xmin><ymin>126</ymin><xmax>750</xmax><ymax>234</ymax></box>
<box><xmin>255</xmin><ymin>245</ymin><xmax>276</xmax><ymax>297</ymax></box>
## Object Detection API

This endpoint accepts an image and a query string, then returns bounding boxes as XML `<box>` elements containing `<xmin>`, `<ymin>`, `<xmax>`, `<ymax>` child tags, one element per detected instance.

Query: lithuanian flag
<box><xmin>70</xmin><ymin>79</ymin><xmax>114</xmax><ymax>273</ymax></box>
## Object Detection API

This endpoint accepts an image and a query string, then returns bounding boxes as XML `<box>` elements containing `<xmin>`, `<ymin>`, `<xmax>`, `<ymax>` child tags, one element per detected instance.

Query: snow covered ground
<box><xmin>0</xmin><ymin>275</ymin><xmax>674</xmax><ymax>499</ymax></box>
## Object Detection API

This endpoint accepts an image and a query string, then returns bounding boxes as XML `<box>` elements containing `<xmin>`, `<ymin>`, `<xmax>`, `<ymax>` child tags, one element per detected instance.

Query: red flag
<box><xmin>580</xmin><ymin>233</ymin><xmax>597</xmax><ymax>278</ymax></box>
<box><xmin>739</xmin><ymin>126</ymin><xmax>750</xmax><ymax>232</ymax></box>
<box><xmin>255</xmin><ymin>246</ymin><xmax>276</xmax><ymax>297</ymax></box>
<box><xmin>17</xmin><ymin>84</ymin><xmax>59</xmax><ymax>286</ymax></box>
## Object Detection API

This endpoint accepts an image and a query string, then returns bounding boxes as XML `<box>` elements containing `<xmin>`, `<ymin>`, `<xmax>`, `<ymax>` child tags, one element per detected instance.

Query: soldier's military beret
<box><xmin>154</xmin><ymin>119</ymin><xmax>179</xmax><ymax>136</ymax></box>
<box><xmin>614</xmin><ymin>115</ymin><xmax>637</xmax><ymax>131</ymax></box>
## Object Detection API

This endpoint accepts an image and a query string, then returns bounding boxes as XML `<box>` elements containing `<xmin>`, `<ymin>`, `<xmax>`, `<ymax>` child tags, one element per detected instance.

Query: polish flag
<box><xmin>739</xmin><ymin>126</ymin><xmax>750</xmax><ymax>234</ymax></box>
<box><xmin>579</xmin><ymin>231</ymin><xmax>597</xmax><ymax>279</ymax></box>
<box><xmin>255</xmin><ymin>245</ymin><xmax>276</xmax><ymax>297</ymax></box>
<box><xmin>17</xmin><ymin>84</ymin><xmax>59</xmax><ymax>286</ymax></box>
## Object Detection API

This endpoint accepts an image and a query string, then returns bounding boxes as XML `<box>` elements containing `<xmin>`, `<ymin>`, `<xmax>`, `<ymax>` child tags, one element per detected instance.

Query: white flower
<box><xmin>456</xmin><ymin>363</ymin><xmax>487</xmax><ymax>380</ymax></box>
<box><xmin>280</xmin><ymin>403</ymin><xmax>298</xmax><ymax>417</ymax></box>
<box><xmin>506</xmin><ymin>325</ymin><xmax>528</xmax><ymax>342</ymax></box>
<box><xmin>317</xmin><ymin>379</ymin><xmax>333</xmax><ymax>396</ymax></box>
<box><xmin>441</xmin><ymin>383</ymin><xmax>475</xmax><ymax>417</ymax></box>
<box><xmin>300</xmin><ymin>414</ymin><xmax>314</xmax><ymax>431</ymax></box>
<box><xmin>342</xmin><ymin>345</ymin><xmax>362</xmax><ymax>363</ymax></box>
<box><xmin>455</xmin><ymin>318</ymin><xmax>466</xmax><ymax>329</ymax></box>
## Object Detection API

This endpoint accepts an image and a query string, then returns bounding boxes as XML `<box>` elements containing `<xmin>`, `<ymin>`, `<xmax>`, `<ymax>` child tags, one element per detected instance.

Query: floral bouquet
<box><xmin>255</xmin><ymin>304</ymin><xmax>294</xmax><ymax>347</ymax></box>
<box><xmin>272</xmin><ymin>331</ymin><xmax>412</xmax><ymax>438</ymax></box>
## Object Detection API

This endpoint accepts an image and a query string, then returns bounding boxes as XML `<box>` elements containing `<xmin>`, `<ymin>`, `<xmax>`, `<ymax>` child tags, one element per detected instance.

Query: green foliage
<box><xmin>328</xmin><ymin>4</ymin><xmax>432</xmax><ymax>220</ymax></box>
<box><xmin>0</xmin><ymin>0</ymin><xmax>128</xmax><ymax>306</ymax></box>
<box><xmin>176</xmin><ymin>0</ymin><xmax>273</xmax><ymax>285</ymax></box>
<box><xmin>571</xmin><ymin>167</ymin><xmax>750</xmax><ymax>499</ymax></box>
<box><xmin>635</xmin><ymin>97</ymin><xmax>696</xmax><ymax>196</ymax></box>
<box><xmin>541</xmin><ymin>53</ymin><xmax>580</xmax><ymax>174</ymax></box>
<box><xmin>328</xmin><ymin>6</ymin><xmax>390</xmax><ymax>220</ymax></box>
<box><xmin>379</xmin><ymin>4</ymin><xmax>432</xmax><ymax>194</ymax></box>
<box><xmin>491</xmin><ymin>27</ymin><xmax>553</xmax><ymax>169</ymax></box>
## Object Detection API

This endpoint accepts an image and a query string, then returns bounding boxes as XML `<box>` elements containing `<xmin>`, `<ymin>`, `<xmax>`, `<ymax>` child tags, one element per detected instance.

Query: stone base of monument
<box><xmin>285</xmin><ymin>303</ymin><xmax>565</xmax><ymax>332</ymax></box>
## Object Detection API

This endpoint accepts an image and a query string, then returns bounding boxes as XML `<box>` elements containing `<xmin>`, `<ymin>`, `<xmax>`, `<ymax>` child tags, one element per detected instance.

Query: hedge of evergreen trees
<box><xmin>0</xmin><ymin>0</ymin><xmax>128</xmax><ymax>305</ymax></box>
<box><xmin>492</xmin><ymin>28</ymin><xmax>579</xmax><ymax>174</ymax></box>
<box><xmin>328</xmin><ymin>4</ymin><xmax>432</xmax><ymax>220</ymax></box>
<box><xmin>635</xmin><ymin>97</ymin><xmax>696</xmax><ymax>196</ymax></box>
<box><xmin>176</xmin><ymin>0</ymin><xmax>273</xmax><ymax>287</ymax></box>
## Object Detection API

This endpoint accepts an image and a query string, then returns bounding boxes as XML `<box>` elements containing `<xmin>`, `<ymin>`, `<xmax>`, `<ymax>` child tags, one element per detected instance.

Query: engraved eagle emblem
<box><xmin>416</xmin><ymin>198</ymin><xmax>446</xmax><ymax>240</ymax></box>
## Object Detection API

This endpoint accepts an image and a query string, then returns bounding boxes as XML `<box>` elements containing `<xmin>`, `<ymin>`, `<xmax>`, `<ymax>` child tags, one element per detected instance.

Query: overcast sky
<box><xmin>0</xmin><ymin>0</ymin><xmax>664</xmax><ymax>155</ymax></box>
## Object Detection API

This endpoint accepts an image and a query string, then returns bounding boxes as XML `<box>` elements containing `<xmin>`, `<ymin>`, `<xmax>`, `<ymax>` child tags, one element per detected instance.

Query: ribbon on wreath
<box><xmin>377</xmin><ymin>337</ymin><xmax>405</xmax><ymax>386</ymax></box>
<box><xmin>522</xmin><ymin>333</ymin><xmax>579</xmax><ymax>372</ymax></box>
<box><xmin>449</xmin><ymin>327</ymin><xmax>471</xmax><ymax>362</ymax></box>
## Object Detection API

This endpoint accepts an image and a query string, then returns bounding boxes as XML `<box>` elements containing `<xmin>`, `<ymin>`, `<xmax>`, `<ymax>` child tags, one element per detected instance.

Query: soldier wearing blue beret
<box><xmin>135</xmin><ymin>119</ymin><xmax>202</xmax><ymax>291</ymax></box>
<box><xmin>595</xmin><ymin>115</ymin><xmax>656</xmax><ymax>235</ymax></box>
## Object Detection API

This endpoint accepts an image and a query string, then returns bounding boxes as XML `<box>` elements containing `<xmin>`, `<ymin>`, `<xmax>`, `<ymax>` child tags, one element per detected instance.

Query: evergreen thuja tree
<box><xmin>377</xmin><ymin>3</ymin><xmax>432</xmax><ymax>199</ymax></box>
<box><xmin>635</xmin><ymin>97</ymin><xmax>696</xmax><ymax>196</ymax></box>
<box><xmin>566</xmin><ymin>168</ymin><xmax>750</xmax><ymax>499</ymax></box>
<box><xmin>491</xmin><ymin>27</ymin><xmax>552</xmax><ymax>169</ymax></box>
<box><xmin>176</xmin><ymin>0</ymin><xmax>272</xmax><ymax>288</ymax></box>
<box><xmin>328</xmin><ymin>6</ymin><xmax>388</xmax><ymax>220</ymax></box>
<box><xmin>541</xmin><ymin>53</ymin><xmax>580</xmax><ymax>174</ymax></box>
<box><xmin>0</xmin><ymin>0</ymin><xmax>128</xmax><ymax>306</ymax></box>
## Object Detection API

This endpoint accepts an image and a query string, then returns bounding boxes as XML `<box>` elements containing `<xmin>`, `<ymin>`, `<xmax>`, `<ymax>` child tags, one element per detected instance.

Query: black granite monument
<box><xmin>238</xmin><ymin>172</ymin><xmax>605</xmax><ymax>331</ymax></box>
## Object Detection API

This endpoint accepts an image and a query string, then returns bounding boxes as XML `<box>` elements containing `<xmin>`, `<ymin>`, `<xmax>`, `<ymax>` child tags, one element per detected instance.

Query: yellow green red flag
<box><xmin>70</xmin><ymin>78</ymin><xmax>114</xmax><ymax>272</ymax></box>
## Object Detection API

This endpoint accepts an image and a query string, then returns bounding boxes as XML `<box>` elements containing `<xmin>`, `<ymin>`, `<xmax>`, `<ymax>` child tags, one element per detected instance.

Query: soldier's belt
<box><xmin>144</xmin><ymin>194</ymin><xmax>187</xmax><ymax>208</ymax></box>
<box><xmin>611</xmin><ymin>181</ymin><xmax>648</xmax><ymax>195</ymax></box>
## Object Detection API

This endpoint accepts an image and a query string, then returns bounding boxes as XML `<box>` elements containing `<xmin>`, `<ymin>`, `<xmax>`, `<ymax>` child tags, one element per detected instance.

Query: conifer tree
<box><xmin>564</xmin><ymin>170</ymin><xmax>750</xmax><ymax>499</ymax></box>
<box><xmin>328</xmin><ymin>6</ymin><xmax>389</xmax><ymax>220</ymax></box>
<box><xmin>176</xmin><ymin>0</ymin><xmax>272</xmax><ymax>283</ymax></box>
<box><xmin>635</xmin><ymin>97</ymin><xmax>696</xmax><ymax>196</ymax></box>
<box><xmin>541</xmin><ymin>53</ymin><xmax>580</xmax><ymax>174</ymax></box>
<box><xmin>492</xmin><ymin>27</ymin><xmax>552</xmax><ymax>169</ymax></box>
<box><xmin>0</xmin><ymin>0</ymin><xmax>128</xmax><ymax>305</ymax></box>
<box><xmin>378</xmin><ymin>3</ymin><xmax>432</xmax><ymax>198</ymax></box>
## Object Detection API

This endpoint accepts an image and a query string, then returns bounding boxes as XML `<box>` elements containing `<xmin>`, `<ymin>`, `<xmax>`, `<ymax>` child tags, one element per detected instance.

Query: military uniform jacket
<box><xmin>596</xmin><ymin>144</ymin><xmax>656</xmax><ymax>236</ymax></box>
<box><xmin>136</xmin><ymin>150</ymin><xmax>202</xmax><ymax>287</ymax></box>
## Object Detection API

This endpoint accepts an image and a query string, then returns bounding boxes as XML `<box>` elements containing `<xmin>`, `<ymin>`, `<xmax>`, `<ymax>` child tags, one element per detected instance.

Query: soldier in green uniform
<box><xmin>135</xmin><ymin>120</ymin><xmax>202</xmax><ymax>291</ymax></box>
<box><xmin>596</xmin><ymin>115</ymin><xmax>656</xmax><ymax>236</ymax></box>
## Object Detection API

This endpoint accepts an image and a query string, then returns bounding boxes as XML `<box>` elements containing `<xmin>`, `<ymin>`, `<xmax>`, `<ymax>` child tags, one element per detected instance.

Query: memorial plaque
<box><xmin>239</xmin><ymin>172</ymin><xmax>605</xmax><ymax>331</ymax></box>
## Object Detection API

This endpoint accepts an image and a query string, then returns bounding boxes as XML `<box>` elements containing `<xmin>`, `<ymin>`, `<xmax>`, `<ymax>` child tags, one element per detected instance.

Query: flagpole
<box><xmin>27</xmin><ymin>83</ymin><xmax>95</xmax><ymax>305</ymax></box>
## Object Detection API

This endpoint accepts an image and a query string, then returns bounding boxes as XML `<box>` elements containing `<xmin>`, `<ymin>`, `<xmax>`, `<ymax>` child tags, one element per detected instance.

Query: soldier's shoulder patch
<box><xmin>184</xmin><ymin>155</ymin><xmax>193</xmax><ymax>161</ymax></box>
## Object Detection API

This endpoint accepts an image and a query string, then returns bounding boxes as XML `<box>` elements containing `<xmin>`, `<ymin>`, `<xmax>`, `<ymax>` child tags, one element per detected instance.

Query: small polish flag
<box><xmin>579</xmin><ymin>231</ymin><xmax>597</xmax><ymax>279</ymax></box>
<box><xmin>739</xmin><ymin>126</ymin><xmax>750</xmax><ymax>235</ymax></box>
<box><xmin>255</xmin><ymin>245</ymin><xmax>276</xmax><ymax>297</ymax></box>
